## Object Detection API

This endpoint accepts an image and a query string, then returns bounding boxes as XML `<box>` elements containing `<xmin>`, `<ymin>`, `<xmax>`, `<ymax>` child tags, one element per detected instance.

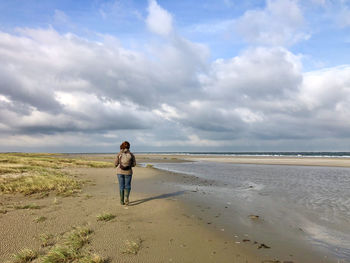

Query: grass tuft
<box><xmin>40</xmin><ymin>226</ymin><xmax>102</xmax><ymax>263</ymax></box>
<box><xmin>39</xmin><ymin>233</ymin><xmax>55</xmax><ymax>247</ymax></box>
<box><xmin>64</xmin><ymin>227</ymin><xmax>92</xmax><ymax>250</ymax></box>
<box><xmin>42</xmin><ymin>246</ymin><xmax>76</xmax><ymax>263</ymax></box>
<box><xmin>10</xmin><ymin>248</ymin><xmax>38</xmax><ymax>263</ymax></box>
<box><xmin>122</xmin><ymin>238</ymin><xmax>143</xmax><ymax>255</ymax></box>
<box><xmin>97</xmin><ymin>213</ymin><xmax>116</xmax><ymax>222</ymax></box>
<box><xmin>145</xmin><ymin>164</ymin><xmax>154</xmax><ymax>168</ymax></box>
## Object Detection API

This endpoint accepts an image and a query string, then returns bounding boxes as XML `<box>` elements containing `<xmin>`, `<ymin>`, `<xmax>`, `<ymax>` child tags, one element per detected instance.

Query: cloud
<box><xmin>1</xmin><ymin>1</ymin><xmax>350</xmax><ymax>151</ymax></box>
<box><xmin>146</xmin><ymin>0</ymin><xmax>173</xmax><ymax>36</ymax></box>
<box><xmin>1</xmin><ymin>26</ymin><xmax>350</xmax><ymax>151</ymax></box>
<box><xmin>235</xmin><ymin>0</ymin><xmax>309</xmax><ymax>46</ymax></box>
<box><xmin>0</xmin><ymin>26</ymin><xmax>208</xmax><ymax>147</ymax></box>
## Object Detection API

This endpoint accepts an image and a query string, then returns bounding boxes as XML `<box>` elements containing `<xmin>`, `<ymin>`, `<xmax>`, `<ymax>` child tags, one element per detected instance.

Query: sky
<box><xmin>0</xmin><ymin>0</ymin><xmax>350</xmax><ymax>152</ymax></box>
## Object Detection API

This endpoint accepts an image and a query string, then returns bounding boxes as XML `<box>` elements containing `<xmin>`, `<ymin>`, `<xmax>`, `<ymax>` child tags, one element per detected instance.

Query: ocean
<box><xmin>137</xmin><ymin>151</ymin><xmax>350</xmax><ymax>158</ymax></box>
<box><xmin>150</xmin><ymin>160</ymin><xmax>350</xmax><ymax>262</ymax></box>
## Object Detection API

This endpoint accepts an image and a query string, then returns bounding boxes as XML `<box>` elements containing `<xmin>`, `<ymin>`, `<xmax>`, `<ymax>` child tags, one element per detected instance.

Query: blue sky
<box><xmin>1</xmin><ymin>0</ymin><xmax>350</xmax><ymax>152</ymax></box>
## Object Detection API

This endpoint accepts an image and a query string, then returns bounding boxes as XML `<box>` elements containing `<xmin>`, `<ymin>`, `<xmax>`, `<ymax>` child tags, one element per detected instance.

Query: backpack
<box><xmin>119</xmin><ymin>152</ymin><xmax>133</xmax><ymax>170</ymax></box>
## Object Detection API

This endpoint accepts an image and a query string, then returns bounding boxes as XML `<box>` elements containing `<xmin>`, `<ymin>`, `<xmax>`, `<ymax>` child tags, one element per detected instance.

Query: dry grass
<box><xmin>0</xmin><ymin>171</ymin><xmax>82</xmax><ymax>196</ymax></box>
<box><xmin>9</xmin><ymin>248</ymin><xmax>38</xmax><ymax>263</ymax></box>
<box><xmin>0</xmin><ymin>153</ymin><xmax>111</xmax><ymax>196</ymax></box>
<box><xmin>64</xmin><ymin>227</ymin><xmax>92</xmax><ymax>250</ymax></box>
<box><xmin>0</xmin><ymin>153</ymin><xmax>111</xmax><ymax>170</ymax></box>
<box><xmin>40</xmin><ymin>226</ymin><xmax>107</xmax><ymax>263</ymax></box>
<box><xmin>122</xmin><ymin>238</ymin><xmax>143</xmax><ymax>255</ymax></box>
<box><xmin>13</xmin><ymin>227</ymin><xmax>95</xmax><ymax>263</ymax></box>
<box><xmin>39</xmin><ymin>233</ymin><xmax>55</xmax><ymax>247</ymax></box>
<box><xmin>97</xmin><ymin>213</ymin><xmax>116</xmax><ymax>222</ymax></box>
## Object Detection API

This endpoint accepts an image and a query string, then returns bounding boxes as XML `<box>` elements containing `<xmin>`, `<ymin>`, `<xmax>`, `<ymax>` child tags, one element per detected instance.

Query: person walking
<box><xmin>114</xmin><ymin>141</ymin><xmax>136</xmax><ymax>206</ymax></box>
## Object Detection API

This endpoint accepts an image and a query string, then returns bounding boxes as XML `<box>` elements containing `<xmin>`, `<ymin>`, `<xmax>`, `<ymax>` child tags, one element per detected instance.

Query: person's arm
<box><xmin>114</xmin><ymin>154</ymin><xmax>120</xmax><ymax>167</ymax></box>
<box><xmin>131</xmin><ymin>153</ymin><xmax>136</xmax><ymax>167</ymax></box>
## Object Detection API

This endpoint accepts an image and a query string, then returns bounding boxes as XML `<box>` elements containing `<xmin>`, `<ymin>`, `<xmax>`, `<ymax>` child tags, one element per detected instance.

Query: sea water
<box><xmin>152</xmin><ymin>161</ymin><xmax>350</xmax><ymax>261</ymax></box>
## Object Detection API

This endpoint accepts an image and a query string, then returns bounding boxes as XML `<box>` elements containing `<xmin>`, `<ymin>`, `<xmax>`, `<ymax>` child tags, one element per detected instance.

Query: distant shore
<box><xmin>137</xmin><ymin>153</ymin><xmax>350</xmax><ymax>167</ymax></box>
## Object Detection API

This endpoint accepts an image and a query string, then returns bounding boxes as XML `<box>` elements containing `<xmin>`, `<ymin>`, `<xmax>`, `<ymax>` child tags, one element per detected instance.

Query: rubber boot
<box><xmin>119</xmin><ymin>190</ymin><xmax>124</xmax><ymax>205</ymax></box>
<box><xmin>124</xmin><ymin>189</ymin><xmax>130</xmax><ymax>206</ymax></box>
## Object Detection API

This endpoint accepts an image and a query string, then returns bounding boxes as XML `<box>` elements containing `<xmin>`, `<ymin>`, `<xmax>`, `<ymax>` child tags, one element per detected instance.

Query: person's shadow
<box><xmin>129</xmin><ymin>191</ymin><xmax>186</xmax><ymax>206</ymax></box>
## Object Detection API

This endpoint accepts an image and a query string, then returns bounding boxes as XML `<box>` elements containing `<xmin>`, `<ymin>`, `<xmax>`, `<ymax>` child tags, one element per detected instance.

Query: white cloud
<box><xmin>1</xmin><ymin>1</ymin><xmax>350</xmax><ymax>151</ymax></box>
<box><xmin>146</xmin><ymin>0</ymin><xmax>173</xmax><ymax>36</ymax></box>
<box><xmin>235</xmin><ymin>0</ymin><xmax>309</xmax><ymax>46</ymax></box>
<box><xmin>201</xmin><ymin>47</ymin><xmax>302</xmax><ymax>101</ymax></box>
<box><xmin>299</xmin><ymin>66</ymin><xmax>350</xmax><ymax>110</ymax></box>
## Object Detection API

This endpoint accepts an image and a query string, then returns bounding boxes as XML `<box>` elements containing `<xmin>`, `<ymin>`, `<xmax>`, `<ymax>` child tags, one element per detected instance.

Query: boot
<box><xmin>119</xmin><ymin>190</ymin><xmax>124</xmax><ymax>205</ymax></box>
<box><xmin>124</xmin><ymin>189</ymin><xmax>130</xmax><ymax>206</ymax></box>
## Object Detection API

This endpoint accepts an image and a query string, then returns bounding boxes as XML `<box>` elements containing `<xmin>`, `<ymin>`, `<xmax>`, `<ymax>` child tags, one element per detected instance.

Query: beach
<box><xmin>1</xmin><ymin>154</ymin><xmax>349</xmax><ymax>262</ymax></box>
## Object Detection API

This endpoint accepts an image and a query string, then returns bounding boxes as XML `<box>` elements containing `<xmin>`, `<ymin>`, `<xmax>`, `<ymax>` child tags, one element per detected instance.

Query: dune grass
<box><xmin>122</xmin><ymin>238</ymin><xmax>143</xmax><ymax>255</ymax></box>
<box><xmin>97</xmin><ymin>212</ymin><xmax>116</xmax><ymax>222</ymax></box>
<box><xmin>8</xmin><ymin>227</ymin><xmax>106</xmax><ymax>263</ymax></box>
<box><xmin>39</xmin><ymin>233</ymin><xmax>55</xmax><ymax>247</ymax></box>
<box><xmin>0</xmin><ymin>153</ymin><xmax>111</xmax><ymax>196</ymax></box>
<box><xmin>41</xmin><ymin>227</ymin><xmax>106</xmax><ymax>263</ymax></box>
<box><xmin>9</xmin><ymin>248</ymin><xmax>38</xmax><ymax>263</ymax></box>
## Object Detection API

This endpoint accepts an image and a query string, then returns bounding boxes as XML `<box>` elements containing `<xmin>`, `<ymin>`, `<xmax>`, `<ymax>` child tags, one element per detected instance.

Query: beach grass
<box><xmin>40</xmin><ymin>226</ymin><xmax>107</xmax><ymax>263</ymax></box>
<box><xmin>64</xmin><ymin>226</ymin><xmax>92</xmax><ymax>250</ymax></box>
<box><xmin>10</xmin><ymin>248</ymin><xmax>39</xmax><ymax>263</ymax></box>
<box><xmin>122</xmin><ymin>238</ymin><xmax>143</xmax><ymax>255</ymax></box>
<box><xmin>39</xmin><ymin>233</ymin><xmax>55</xmax><ymax>247</ymax></box>
<box><xmin>0</xmin><ymin>153</ymin><xmax>111</xmax><ymax>196</ymax></box>
<box><xmin>97</xmin><ymin>212</ymin><xmax>116</xmax><ymax>222</ymax></box>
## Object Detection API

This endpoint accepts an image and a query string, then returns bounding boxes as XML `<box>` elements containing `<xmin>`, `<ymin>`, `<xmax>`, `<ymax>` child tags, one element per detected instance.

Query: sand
<box><xmin>136</xmin><ymin>153</ymin><xmax>350</xmax><ymax>167</ymax></box>
<box><xmin>1</xmin><ymin>154</ymin><xmax>348</xmax><ymax>263</ymax></box>
<box><xmin>0</xmin><ymin>156</ymin><xmax>259</xmax><ymax>263</ymax></box>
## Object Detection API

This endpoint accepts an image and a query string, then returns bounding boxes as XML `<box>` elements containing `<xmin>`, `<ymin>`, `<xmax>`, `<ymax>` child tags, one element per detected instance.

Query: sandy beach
<box><xmin>1</xmin><ymin>153</ymin><xmax>349</xmax><ymax>263</ymax></box>
<box><xmin>1</xmin><ymin>154</ymin><xmax>259</xmax><ymax>263</ymax></box>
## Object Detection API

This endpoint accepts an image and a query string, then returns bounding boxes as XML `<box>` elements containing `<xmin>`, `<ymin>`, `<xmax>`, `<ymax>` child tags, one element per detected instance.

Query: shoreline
<box><xmin>137</xmin><ymin>154</ymin><xmax>350</xmax><ymax>263</ymax></box>
<box><xmin>1</xmin><ymin>153</ymin><xmax>348</xmax><ymax>262</ymax></box>
<box><xmin>136</xmin><ymin>153</ymin><xmax>350</xmax><ymax>168</ymax></box>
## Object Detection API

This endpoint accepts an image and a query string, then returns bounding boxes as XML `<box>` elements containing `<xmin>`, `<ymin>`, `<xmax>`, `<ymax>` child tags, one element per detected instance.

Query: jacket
<box><xmin>114</xmin><ymin>149</ymin><xmax>136</xmax><ymax>175</ymax></box>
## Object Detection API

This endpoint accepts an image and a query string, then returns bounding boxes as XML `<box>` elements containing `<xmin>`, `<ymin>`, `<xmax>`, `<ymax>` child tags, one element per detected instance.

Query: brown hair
<box><xmin>120</xmin><ymin>141</ymin><xmax>130</xmax><ymax>150</ymax></box>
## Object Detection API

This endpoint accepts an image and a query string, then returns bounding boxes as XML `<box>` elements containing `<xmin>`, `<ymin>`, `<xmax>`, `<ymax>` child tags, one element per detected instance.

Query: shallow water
<box><xmin>152</xmin><ymin>161</ymin><xmax>350</xmax><ymax>261</ymax></box>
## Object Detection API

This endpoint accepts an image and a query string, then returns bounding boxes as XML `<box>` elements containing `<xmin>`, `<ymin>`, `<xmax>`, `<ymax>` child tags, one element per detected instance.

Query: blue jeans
<box><xmin>117</xmin><ymin>174</ymin><xmax>132</xmax><ymax>191</ymax></box>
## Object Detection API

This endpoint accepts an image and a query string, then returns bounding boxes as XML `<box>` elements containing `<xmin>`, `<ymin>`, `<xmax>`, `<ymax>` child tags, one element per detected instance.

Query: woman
<box><xmin>114</xmin><ymin>141</ymin><xmax>136</xmax><ymax>205</ymax></box>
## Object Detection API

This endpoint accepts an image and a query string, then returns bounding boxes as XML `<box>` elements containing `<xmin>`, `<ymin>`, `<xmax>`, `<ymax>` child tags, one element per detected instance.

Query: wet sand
<box><xmin>136</xmin><ymin>153</ymin><xmax>350</xmax><ymax>167</ymax></box>
<box><xmin>136</xmin><ymin>154</ymin><xmax>350</xmax><ymax>263</ymax></box>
